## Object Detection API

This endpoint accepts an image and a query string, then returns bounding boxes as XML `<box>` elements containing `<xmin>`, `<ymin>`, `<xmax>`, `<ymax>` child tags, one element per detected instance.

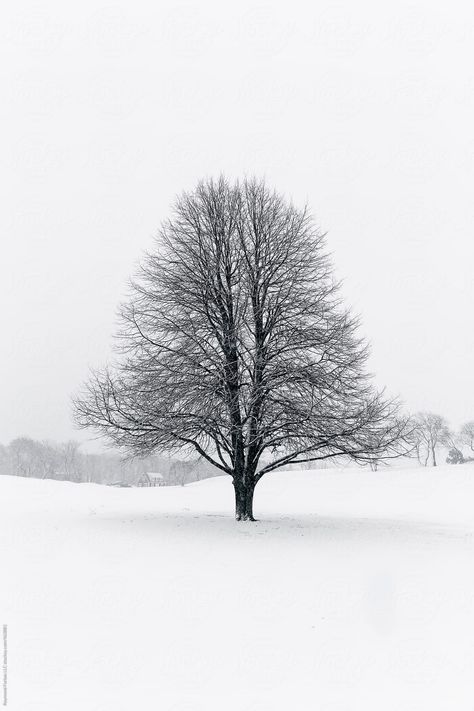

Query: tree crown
<box><xmin>74</xmin><ymin>177</ymin><xmax>411</xmax><ymax>477</ymax></box>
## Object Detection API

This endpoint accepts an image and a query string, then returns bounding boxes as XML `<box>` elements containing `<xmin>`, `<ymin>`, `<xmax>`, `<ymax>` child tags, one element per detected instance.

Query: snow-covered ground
<box><xmin>1</xmin><ymin>464</ymin><xmax>474</xmax><ymax>710</ymax></box>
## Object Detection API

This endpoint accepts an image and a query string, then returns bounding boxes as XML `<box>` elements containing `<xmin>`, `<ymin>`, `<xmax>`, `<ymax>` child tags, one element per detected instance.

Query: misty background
<box><xmin>1</xmin><ymin>0</ymin><xmax>473</xmax><ymax>451</ymax></box>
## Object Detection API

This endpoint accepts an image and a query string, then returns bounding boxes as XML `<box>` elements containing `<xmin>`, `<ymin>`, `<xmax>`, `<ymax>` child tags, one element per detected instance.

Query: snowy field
<box><xmin>1</xmin><ymin>464</ymin><xmax>474</xmax><ymax>710</ymax></box>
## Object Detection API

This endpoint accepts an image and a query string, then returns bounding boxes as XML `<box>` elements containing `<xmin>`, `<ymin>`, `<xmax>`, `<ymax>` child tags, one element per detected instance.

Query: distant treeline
<box><xmin>0</xmin><ymin>437</ymin><xmax>221</xmax><ymax>486</ymax></box>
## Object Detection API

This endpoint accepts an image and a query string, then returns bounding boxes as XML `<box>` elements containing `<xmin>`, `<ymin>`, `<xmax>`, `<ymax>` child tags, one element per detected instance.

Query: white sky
<box><xmin>1</xmin><ymin>0</ymin><xmax>473</xmax><ymax>448</ymax></box>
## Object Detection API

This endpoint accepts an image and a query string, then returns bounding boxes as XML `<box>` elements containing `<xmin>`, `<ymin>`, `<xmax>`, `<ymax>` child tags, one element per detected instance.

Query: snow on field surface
<box><xmin>1</xmin><ymin>465</ymin><xmax>474</xmax><ymax>710</ymax></box>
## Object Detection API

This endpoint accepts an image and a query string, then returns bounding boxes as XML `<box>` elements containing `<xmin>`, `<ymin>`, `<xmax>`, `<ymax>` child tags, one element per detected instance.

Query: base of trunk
<box><xmin>235</xmin><ymin>511</ymin><xmax>256</xmax><ymax>522</ymax></box>
<box><xmin>234</xmin><ymin>480</ymin><xmax>256</xmax><ymax>521</ymax></box>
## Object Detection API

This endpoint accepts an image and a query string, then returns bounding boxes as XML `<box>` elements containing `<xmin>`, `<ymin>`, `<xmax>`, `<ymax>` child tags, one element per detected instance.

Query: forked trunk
<box><xmin>233</xmin><ymin>479</ymin><xmax>256</xmax><ymax>521</ymax></box>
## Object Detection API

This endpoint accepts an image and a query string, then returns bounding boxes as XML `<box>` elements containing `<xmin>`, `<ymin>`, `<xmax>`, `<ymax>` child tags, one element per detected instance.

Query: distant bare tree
<box><xmin>460</xmin><ymin>421</ymin><xmax>474</xmax><ymax>455</ymax></box>
<box><xmin>413</xmin><ymin>412</ymin><xmax>450</xmax><ymax>467</ymax></box>
<box><xmin>37</xmin><ymin>441</ymin><xmax>61</xmax><ymax>479</ymax></box>
<box><xmin>60</xmin><ymin>440</ymin><xmax>82</xmax><ymax>482</ymax></box>
<box><xmin>81</xmin><ymin>453</ymin><xmax>98</xmax><ymax>483</ymax></box>
<box><xmin>8</xmin><ymin>438</ymin><xmax>41</xmax><ymax>477</ymax></box>
<box><xmin>169</xmin><ymin>460</ymin><xmax>195</xmax><ymax>487</ymax></box>
<box><xmin>74</xmin><ymin>177</ymin><xmax>411</xmax><ymax>520</ymax></box>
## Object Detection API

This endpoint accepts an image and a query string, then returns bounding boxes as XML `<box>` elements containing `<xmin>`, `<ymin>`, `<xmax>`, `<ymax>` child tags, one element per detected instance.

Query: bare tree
<box><xmin>60</xmin><ymin>440</ymin><xmax>82</xmax><ymax>482</ymax></box>
<box><xmin>460</xmin><ymin>421</ymin><xmax>474</xmax><ymax>456</ymax></box>
<box><xmin>169</xmin><ymin>460</ymin><xmax>195</xmax><ymax>487</ymax></box>
<box><xmin>74</xmin><ymin>177</ymin><xmax>411</xmax><ymax>520</ymax></box>
<box><xmin>413</xmin><ymin>412</ymin><xmax>450</xmax><ymax>467</ymax></box>
<box><xmin>37</xmin><ymin>441</ymin><xmax>61</xmax><ymax>480</ymax></box>
<box><xmin>8</xmin><ymin>438</ymin><xmax>41</xmax><ymax>478</ymax></box>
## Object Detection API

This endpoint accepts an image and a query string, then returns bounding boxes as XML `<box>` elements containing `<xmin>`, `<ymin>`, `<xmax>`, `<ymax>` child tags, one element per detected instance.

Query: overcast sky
<box><xmin>1</xmin><ymin>0</ymin><xmax>473</xmax><ymax>449</ymax></box>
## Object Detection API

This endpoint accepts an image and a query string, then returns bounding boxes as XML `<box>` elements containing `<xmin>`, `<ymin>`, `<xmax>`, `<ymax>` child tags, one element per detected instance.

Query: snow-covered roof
<box><xmin>145</xmin><ymin>472</ymin><xmax>164</xmax><ymax>479</ymax></box>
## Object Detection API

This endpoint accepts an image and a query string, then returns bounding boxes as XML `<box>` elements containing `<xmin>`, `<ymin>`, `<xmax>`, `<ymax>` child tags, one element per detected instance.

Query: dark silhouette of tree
<box><xmin>446</xmin><ymin>447</ymin><xmax>465</xmax><ymax>465</ymax></box>
<box><xmin>442</xmin><ymin>428</ymin><xmax>466</xmax><ymax>465</ymax></box>
<box><xmin>74</xmin><ymin>177</ymin><xmax>411</xmax><ymax>520</ymax></box>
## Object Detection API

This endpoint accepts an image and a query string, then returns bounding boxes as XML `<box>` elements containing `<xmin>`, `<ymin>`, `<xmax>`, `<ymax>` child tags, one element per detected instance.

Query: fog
<box><xmin>1</xmin><ymin>0</ymin><xmax>473</xmax><ymax>448</ymax></box>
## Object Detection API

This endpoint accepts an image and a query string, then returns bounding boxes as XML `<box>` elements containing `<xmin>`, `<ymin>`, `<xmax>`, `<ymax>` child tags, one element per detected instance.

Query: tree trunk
<box><xmin>233</xmin><ymin>479</ymin><xmax>256</xmax><ymax>521</ymax></box>
<box><xmin>432</xmin><ymin>445</ymin><xmax>437</xmax><ymax>467</ymax></box>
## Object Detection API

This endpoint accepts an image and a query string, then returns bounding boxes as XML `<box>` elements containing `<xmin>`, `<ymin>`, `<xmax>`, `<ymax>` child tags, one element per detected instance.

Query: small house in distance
<box><xmin>137</xmin><ymin>472</ymin><xmax>165</xmax><ymax>487</ymax></box>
